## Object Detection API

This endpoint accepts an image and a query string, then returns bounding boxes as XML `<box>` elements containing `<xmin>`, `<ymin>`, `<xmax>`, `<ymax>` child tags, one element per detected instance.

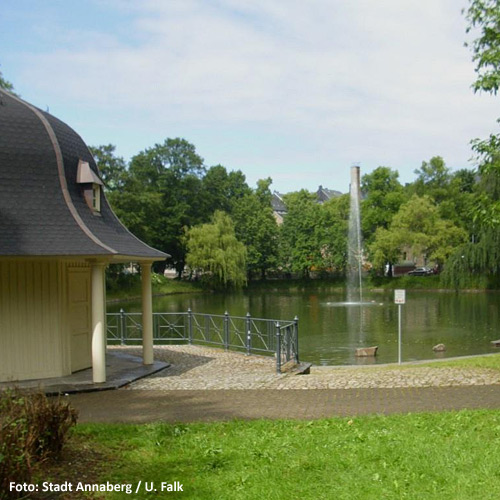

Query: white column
<box><xmin>91</xmin><ymin>262</ymin><xmax>107</xmax><ymax>383</ymax></box>
<box><xmin>141</xmin><ymin>262</ymin><xmax>154</xmax><ymax>365</ymax></box>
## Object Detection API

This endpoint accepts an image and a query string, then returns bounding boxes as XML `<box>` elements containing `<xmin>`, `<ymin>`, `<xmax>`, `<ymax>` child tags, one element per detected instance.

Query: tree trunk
<box><xmin>175</xmin><ymin>260</ymin><xmax>185</xmax><ymax>279</ymax></box>
<box><xmin>153</xmin><ymin>259</ymin><xmax>168</xmax><ymax>275</ymax></box>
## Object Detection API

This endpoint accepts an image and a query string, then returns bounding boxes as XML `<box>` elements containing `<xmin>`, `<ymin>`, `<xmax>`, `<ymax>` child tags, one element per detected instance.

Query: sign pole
<box><xmin>398</xmin><ymin>304</ymin><xmax>402</xmax><ymax>365</ymax></box>
<box><xmin>394</xmin><ymin>289</ymin><xmax>405</xmax><ymax>365</ymax></box>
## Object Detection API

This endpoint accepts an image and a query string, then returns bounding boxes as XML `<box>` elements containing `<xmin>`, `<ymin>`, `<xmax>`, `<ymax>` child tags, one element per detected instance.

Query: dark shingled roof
<box><xmin>271</xmin><ymin>192</ymin><xmax>287</xmax><ymax>213</ymax></box>
<box><xmin>316</xmin><ymin>185</ymin><xmax>342</xmax><ymax>203</ymax></box>
<box><xmin>0</xmin><ymin>89</ymin><xmax>167</xmax><ymax>260</ymax></box>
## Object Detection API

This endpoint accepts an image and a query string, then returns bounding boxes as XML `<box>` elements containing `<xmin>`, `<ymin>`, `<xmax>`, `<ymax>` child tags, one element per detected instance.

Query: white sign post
<box><xmin>394</xmin><ymin>290</ymin><xmax>406</xmax><ymax>364</ymax></box>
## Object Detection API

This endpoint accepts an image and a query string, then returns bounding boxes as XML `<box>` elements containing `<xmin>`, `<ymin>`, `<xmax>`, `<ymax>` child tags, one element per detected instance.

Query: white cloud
<box><xmin>7</xmin><ymin>0</ymin><xmax>500</xmax><ymax>191</ymax></box>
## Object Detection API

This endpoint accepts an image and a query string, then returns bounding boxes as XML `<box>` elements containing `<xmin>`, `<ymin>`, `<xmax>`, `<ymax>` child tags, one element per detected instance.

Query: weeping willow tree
<box><xmin>442</xmin><ymin>162</ymin><xmax>500</xmax><ymax>288</ymax></box>
<box><xmin>442</xmin><ymin>230</ymin><xmax>500</xmax><ymax>288</ymax></box>
<box><xmin>445</xmin><ymin>1</ymin><xmax>500</xmax><ymax>288</ymax></box>
<box><xmin>185</xmin><ymin>211</ymin><xmax>247</xmax><ymax>289</ymax></box>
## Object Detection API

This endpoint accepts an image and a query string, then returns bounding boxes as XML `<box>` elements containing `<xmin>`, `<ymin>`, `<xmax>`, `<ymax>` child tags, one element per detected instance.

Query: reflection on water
<box><xmin>108</xmin><ymin>287</ymin><xmax>500</xmax><ymax>366</ymax></box>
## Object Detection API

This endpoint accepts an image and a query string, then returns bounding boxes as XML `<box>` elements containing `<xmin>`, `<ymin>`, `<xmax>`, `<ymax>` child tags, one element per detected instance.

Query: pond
<box><xmin>108</xmin><ymin>287</ymin><xmax>500</xmax><ymax>365</ymax></box>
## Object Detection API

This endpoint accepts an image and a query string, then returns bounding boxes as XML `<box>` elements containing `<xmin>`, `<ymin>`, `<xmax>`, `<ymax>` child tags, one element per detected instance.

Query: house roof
<box><xmin>316</xmin><ymin>185</ymin><xmax>342</xmax><ymax>203</ymax></box>
<box><xmin>271</xmin><ymin>192</ymin><xmax>287</xmax><ymax>213</ymax></box>
<box><xmin>0</xmin><ymin>89</ymin><xmax>167</xmax><ymax>260</ymax></box>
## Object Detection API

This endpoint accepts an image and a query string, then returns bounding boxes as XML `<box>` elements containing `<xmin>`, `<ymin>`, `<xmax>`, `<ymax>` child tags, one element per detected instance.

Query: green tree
<box><xmin>89</xmin><ymin>144</ymin><xmax>127</xmax><ymax>192</ymax></box>
<box><xmin>369</xmin><ymin>227</ymin><xmax>403</xmax><ymax>275</ymax></box>
<box><xmin>201</xmin><ymin>165</ymin><xmax>251</xmax><ymax>215</ymax></box>
<box><xmin>125</xmin><ymin>138</ymin><xmax>206</xmax><ymax>275</ymax></box>
<box><xmin>185</xmin><ymin>211</ymin><xmax>247</xmax><ymax>289</ymax></box>
<box><xmin>278</xmin><ymin>191</ymin><xmax>350</xmax><ymax>277</ymax></box>
<box><xmin>446</xmin><ymin>168</ymin><xmax>478</xmax><ymax>231</ymax></box>
<box><xmin>442</xmin><ymin>230</ymin><xmax>500</xmax><ymax>288</ymax></box>
<box><xmin>465</xmin><ymin>0</ymin><xmax>500</xmax><ymax>95</ymax></box>
<box><xmin>231</xmin><ymin>178</ymin><xmax>279</xmax><ymax>279</ymax></box>
<box><xmin>464</xmin><ymin>0</ymin><xmax>500</xmax><ymax>227</ymax></box>
<box><xmin>361</xmin><ymin>167</ymin><xmax>406</xmax><ymax>243</ymax></box>
<box><xmin>129</xmin><ymin>137</ymin><xmax>205</xmax><ymax>187</ymax></box>
<box><xmin>443</xmin><ymin>1</ymin><xmax>500</xmax><ymax>288</ymax></box>
<box><xmin>279</xmin><ymin>190</ymin><xmax>323</xmax><ymax>277</ymax></box>
<box><xmin>0</xmin><ymin>66</ymin><xmax>16</xmax><ymax>95</ymax></box>
<box><xmin>318</xmin><ymin>194</ymin><xmax>350</xmax><ymax>274</ymax></box>
<box><xmin>410</xmin><ymin>157</ymin><xmax>477</xmax><ymax>231</ymax></box>
<box><xmin>369</xmin><ymin>195</ymin><xmax>468</xmax><ymax>274</ymax></box>
<box><xmin>412</xmin><ymin>156</ymin><xmax>451</xmax><ymax>205</ymax></box>
<box><xmin>107</xmin><ymin>180</ymin><xmax>163</xmax><ymax>245</ymax></box>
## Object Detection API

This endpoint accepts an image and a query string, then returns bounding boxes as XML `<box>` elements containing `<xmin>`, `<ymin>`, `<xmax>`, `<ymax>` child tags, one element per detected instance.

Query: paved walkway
<box><xmin>70</xmin><ymin>386</ymin><xmax>500</xmax><ymax>423</ymax></box>
<box><xmin>126</xmin><ymin>345</ymin><xmax>500</xmax><ymax>390</ymax></box>
<box><xmin>68</xmin><ymin>346</ymin><xmax>500</xmax><ymax>422</ymax></box>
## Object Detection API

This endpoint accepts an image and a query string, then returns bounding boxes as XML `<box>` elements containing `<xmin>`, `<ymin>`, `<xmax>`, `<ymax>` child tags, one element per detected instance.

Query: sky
<box><xmin>1</xmin><ymin>0</ymin><xmax>498</xmax><ymax>194</ymax></box>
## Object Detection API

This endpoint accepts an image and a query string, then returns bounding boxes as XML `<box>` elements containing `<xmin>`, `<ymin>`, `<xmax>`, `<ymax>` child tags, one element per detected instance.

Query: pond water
<box><xmin>108</xmin><ymin>287</ymin><xmax>500</xmax><ymax>365</ymax></box>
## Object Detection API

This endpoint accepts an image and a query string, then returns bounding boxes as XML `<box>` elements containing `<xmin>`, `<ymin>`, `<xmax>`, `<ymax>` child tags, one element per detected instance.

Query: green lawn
<box><xmin>106</xmin><ymin>275</ymin><xmax>203</xmax><ymax>302</ymax></box>
<box><xmin>60</xmin><ymin>411</ymin><xmax>500</xmax><ymax>499</ymax></box>
<box><xmin>390</xmin><ymin>352</ymin><xmax>500</xmax><ymax>371</ymax></box>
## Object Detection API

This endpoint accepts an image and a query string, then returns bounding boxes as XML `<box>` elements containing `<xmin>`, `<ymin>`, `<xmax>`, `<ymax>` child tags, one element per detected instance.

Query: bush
<box><xmin>0</xmin><ymin>389</ymin><xmax>78</xmax><ymax>498</ymax></box>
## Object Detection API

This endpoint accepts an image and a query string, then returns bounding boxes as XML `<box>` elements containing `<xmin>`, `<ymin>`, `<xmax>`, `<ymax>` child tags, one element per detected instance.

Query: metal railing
<box><xmin>106</xmin><ymin>309</ymin><xmax>299</xmax><ymax>373</ymax></box>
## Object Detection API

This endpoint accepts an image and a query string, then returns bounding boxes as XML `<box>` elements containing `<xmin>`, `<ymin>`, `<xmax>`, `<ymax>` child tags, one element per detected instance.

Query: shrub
<box><xmin>0</xmin><ymin>389</ymin><xmax>78</xmax><ymax>498</ymax></box>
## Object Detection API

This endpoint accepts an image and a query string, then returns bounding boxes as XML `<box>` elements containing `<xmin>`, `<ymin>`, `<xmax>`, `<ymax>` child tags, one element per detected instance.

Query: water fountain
<box><xmin>347</xmin><ymin>165</ymin><xmax>363</xmax><ymax>303</ymax></box>
<box><xmin>323</xmin><ymin>165</ymin><xmax>380</xmax><ymax>359</ymax></box>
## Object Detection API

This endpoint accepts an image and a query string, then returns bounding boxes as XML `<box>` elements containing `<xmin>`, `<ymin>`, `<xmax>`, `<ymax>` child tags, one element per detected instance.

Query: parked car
<box><xmin>407</xmin><ymin>267</ymin><xmax>433</xmax><ymax>276</ymax></box>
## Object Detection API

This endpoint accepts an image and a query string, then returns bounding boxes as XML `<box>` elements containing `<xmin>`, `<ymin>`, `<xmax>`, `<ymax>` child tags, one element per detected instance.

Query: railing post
<box><xmin>188</xmin><ymin>308</ymin><xmax>193</xmax><ymax>345</ymax></box>
<box><xmin>205</xmin><ymin>314</ymin><xmax>210</xmax><ymax>343</ymax></box>
<box><xmin>246</xmin><ymin>312</ymin><xmax>251</xmax><ymax>355</ymax></box>
<box><xmin>286</xmin><ymin>326</ymin><xmax>291</xmax><ymax>361</ymax></box>
<box><xmin>120</xmin><ymin>308</ymin><xmax>126</xmax><ymax>346</ymax></box>
<box><xmin>224</xmin><ymin>311</ymin><xmax>229</xmax><ymax>351</ymax></box>
<box><xmin>294</xmin><ymin>316</ymin><xmax>299</xmax><ymax>363</ymax></box>
<box><xmin>275</xmin><ymin>321</ymin><xmax>282</xmax><ymax>374</ymax></box>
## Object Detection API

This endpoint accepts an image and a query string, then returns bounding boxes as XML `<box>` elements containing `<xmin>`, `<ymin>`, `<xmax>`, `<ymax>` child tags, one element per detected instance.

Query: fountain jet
<box><xmin>347</xmin><ymin>165</ymin><xmax>363</xmax><ymax>303</ymax></box>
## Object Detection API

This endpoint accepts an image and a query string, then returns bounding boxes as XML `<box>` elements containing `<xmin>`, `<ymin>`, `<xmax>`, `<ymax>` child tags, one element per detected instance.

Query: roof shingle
<box><xmin>0</xmin><ymin>90</ymin><xmax>167</xmax><ymax>260</ymax></box>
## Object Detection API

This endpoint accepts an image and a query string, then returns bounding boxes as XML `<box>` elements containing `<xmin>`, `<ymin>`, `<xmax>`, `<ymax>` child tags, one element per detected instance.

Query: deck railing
<box><xmin>106</xmin><ymin>309</ymin><xmax>299</xmax><ymax>374</ymax></box>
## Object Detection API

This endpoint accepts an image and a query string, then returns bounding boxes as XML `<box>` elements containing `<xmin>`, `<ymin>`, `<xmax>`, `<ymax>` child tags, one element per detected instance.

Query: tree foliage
<box><xmin>0</xmin><ymin>66</ymin><xmax>17</xmax><ymax>95</ymax></box>
<box><xmin>89</xmin><ymin>135</ymin><xmax>484</xmax><ymax>287</ymax></box>
<box><xmin>114</xmin><ymin>138</ymin><xmax>206</xmax><ymax>275</ymax></box>
<box><xmin>369</xmin><ymin>195</ymin><xmax>468</xmax><ymax>274</ymax></box>
<box><xmin>442</xmin><ymin>230</ymin><xmax>500</xmax><ymax>288</ymax></box>
<box><xmin>412</xmin><ymin>156</ymin><xmax>451</xmax><ymax>204</ymax></box>
<box><xmin>89</xmin><ymin>144</ymin><xmax>127</xmax><ymax>191</ymax></box>
<box><xmin>277</xmin><ymin>191</ymin><xmax>350</xmax><ymax>277</ymax></box>
<box><xmin>202</xmin><ymin>165</ymin><xmax>251</xmax><ymax>215</ymax></box>
<box><xmin>84</xmin><ymin>133</ymin><xmax>493</xmax><ymax>288</ymax></box>
<box><xmin>361</xmin><ymin>167</ymin><xmax>406</xmax><ymax>242</ymax></box>
<box><xmin>231</xmin><ymin>178</ymin><xmax>279</xmax><ymax>279</ymax></box>
<box><xmin>279</xmin><ymin>191</ymin><xmax>324</xmax><ymax>277</ymax></box>
<box><xmin>185</xmin><ymin>211</ymin><xmax>247</xmax><ymax>289</ymax></box>
<box><xmin>318</xmin><ymin>194</ymin><xmax>350</xmax><ymax>274</ymax></box>
<box><xmin>465</xmin><ymin>0</ymin><xmax>500</xmax><ymax>227</ymax></box>
<box><xmin>465</xmin><ymin>0</ymin><xmax>500</xmax><ymax>95</ymax></box>
<box><xmin>439</xmin><ymin>0</ymin><xmax>500</xmax><ymax>287</ymax></box>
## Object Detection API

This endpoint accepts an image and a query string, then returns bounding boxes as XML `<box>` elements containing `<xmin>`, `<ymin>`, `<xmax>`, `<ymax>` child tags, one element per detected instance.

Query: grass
<box><xmin>106</xmin><ymin>273</ymin><xmax>494</xmax><ymax>304</ymax></box>
<box><xmin>412</xmin><ymin>352</ymin><xmax>500</xmax><ymax>371</ymax></box>
<box><xmin>39</xmin><ymin>411</ymin><xmax>500</xmax><ymax>499</ymax></box>
<box><xmin>357</xmin><ymin>352</ymin><xmax>500</xmax><ymax>373</ymax></box>
<box><xmin>106</xmin><ymin>274</ymin><xmax>203</xmax><ymax>302</ymax></box>
<box><xmin>249</xmin><ymin>275</ymin><xmax>460</xmax><ymax>292</ymax></box>
<box><xmin>366</xmin><ymin>274</ymin><xmax>450</xmax><ymax>290</ymax></box>
<box><xmin>247</xmin><ymin>277</ymin><xmax>345</xmax><ymax>291</ymax></box>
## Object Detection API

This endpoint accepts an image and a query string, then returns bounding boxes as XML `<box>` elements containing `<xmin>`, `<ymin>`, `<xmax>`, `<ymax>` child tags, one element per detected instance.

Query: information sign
<box><xmin>394</xmin><ymin>289</ymin><xmax>406</xmax><ymax>305</ymax></box>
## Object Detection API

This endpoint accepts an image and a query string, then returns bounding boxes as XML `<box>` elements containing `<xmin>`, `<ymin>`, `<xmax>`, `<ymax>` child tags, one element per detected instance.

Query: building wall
<box><xmin>0</xmin><ymin>259</ymin><xmax>92</xmax><ymax>382</ymax></box>
<box><xmin>67</xmin><ymin>265</ymin><xmax>92</xmax><ymax>372</ymax></box>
